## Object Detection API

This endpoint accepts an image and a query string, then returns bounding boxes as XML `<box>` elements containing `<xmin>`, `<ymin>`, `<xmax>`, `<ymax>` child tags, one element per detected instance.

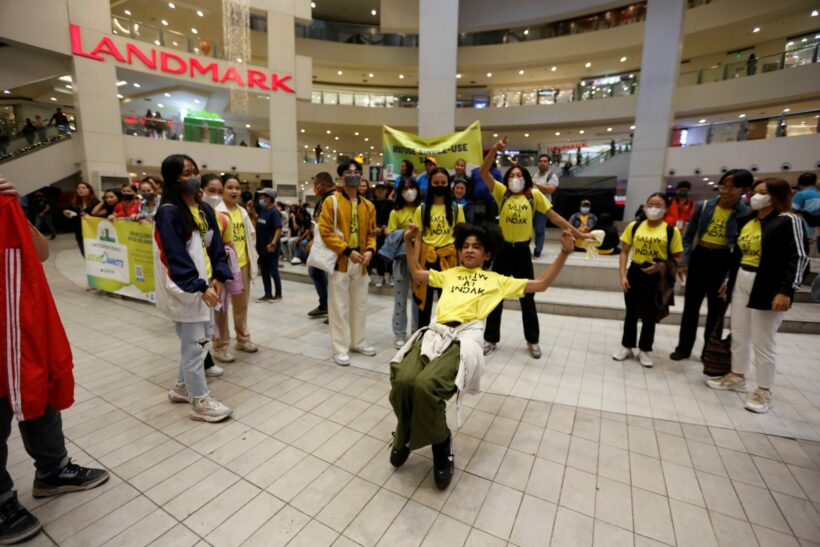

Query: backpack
<box><xmin>420</xmin><ymin>202</ymin><xmax>460</xmax><ymax>235</ymax></box>
<box><xmin>631</xmin><ymin>220</ymin><xmax>674</xmax><ymax>260</ymax></box>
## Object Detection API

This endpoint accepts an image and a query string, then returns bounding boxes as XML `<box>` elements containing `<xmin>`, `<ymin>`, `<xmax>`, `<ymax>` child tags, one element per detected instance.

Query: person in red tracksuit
<box><xmin>0</xmin><ymin>177</ymin><xmax>109</xmax><ymax>544</ymax></box>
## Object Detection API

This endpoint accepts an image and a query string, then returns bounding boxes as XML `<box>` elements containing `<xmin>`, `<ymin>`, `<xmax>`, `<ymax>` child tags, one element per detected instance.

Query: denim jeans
<box><xmin>309</xmin><ymin>265</ymin><xmax>328</xmax><ymax>309</ymax></box>
<box><xmin>174</xmin><ymin>319</ymin><xmax>212</xmax><ymax>399</ymax></box>
<box><xmin>533</xmin><ymin>211</ymin><xmax>548</xmax><ymax>256</ymax></box>
<box><xmin>392</xmin><ymin>257</ymin><xmax>419</xmax><ymax>337</ymax></box>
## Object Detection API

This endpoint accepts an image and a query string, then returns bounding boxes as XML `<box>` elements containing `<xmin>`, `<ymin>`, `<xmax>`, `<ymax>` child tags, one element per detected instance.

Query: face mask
<box><xmin>122</xmin><ymin>193</ymin><xmax>135</xmax><ymax>201</ymax></box>
<box><xmin>344</xmin><ymin>174</ymin><xmax>360</xmax><ymax>188</ymax></box>
<box><xmin>203</xmin><ymin>194</ymin><xmax>222</xmax><ymax>208</ymax></box>
<box><xmin>181</xmin><ymin>175</ymin><xmax>201</xmax><ymax>195</ymax></box>
<box><xmin>142</xmin><ymin>192</ymin><xmax>154</xmax><ymax>202</ymax></box>
<box><xmin>645</xmin><ymin>206</ymin><xmax>665</xmax><ymax>221</ymax></box>
<box><xmin>431</xmin><ymin>185</ymin><xmax>447</xmax><ymax>197</ymax></box>
<box><xmin>258</xmin><ymin>198</ymin><xmax>267</xmax><ymax>207</ymax></box>
<box><xmin>750</xmin><ymin>193</ymin><xmax>771</xmax><ymax>210</ymax></box>
<box><xmin>677</xmin><ymin>191</ymin><xmax>688</xmax><ymax>199</ymax></box>
<box><xmin>402</xmin><ymin>189</ymin><xmax>417</xmax><ymax>202</ymax></box>
<box><xmin>580</xmin><ymin>206</ymin><xmax>590</xmax><ymax>214</ymax></box>
<box><xmin>508</xmin><ymin>177</ymin><xmax>525</xmax><ymax>193</ymax></box>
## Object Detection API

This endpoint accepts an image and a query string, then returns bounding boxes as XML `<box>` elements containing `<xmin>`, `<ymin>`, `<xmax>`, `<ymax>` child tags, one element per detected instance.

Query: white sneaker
<box><xmin>706</xmin><ymin>373</ymin><xmax>747</xmax><ymax>392</ymax></box>
<box><xmin>611</xmin><ymin>347</ymin><xmax>634</xmax><ymax>361</ymax></box>
<box><xmin>213</xmin><ymin>349</ymin><xmax>235</xmax><ymax>363</ymax></box>
<box><xmin>638</xmin><ymin>351</ymin><xmax>654</xmax><ymax>368</ymax></box>
<box><xmin>334</xmin><ymin>353</ymin><xmax>351</xmax><ymax>366</ymax></box>
<box><xmin>168</xmin><ymin>383</ymin><xmax>188</xmax><ymax>403</ymax></box>
<box><xmin>394</xmin><ymin>336</ymin><xmax>406</xmax><ymax>350</ymax></box>
<box><xmin>483</xmin><ymin>342</ymin><xmax>496</xmax><ymax>356</ymax></box>
<box><xmin>373</xmin><ymin>275</ymin><xmax>384</xmax><ymax>288</ymax></box>
<box><xmin>205</xmin><ymin>365</ymin><xmax>224</xmax><ymax>377</ymax></box>
<box><xmin>190</xmin><ymin>396</ymin><xmax>233</xmax><ymax>422</ymax></box>
<box><xmin>291</xmin><ymin>257</ymin><xmax>302</xmax><ymax>265</ymax></box>
<box><xmin>235</xmin><ymin>340</ymin><xmax>258</xmax><ymax>353</ymax></box>
<box><xmin>352</xmin><ymin>345</ymin><xmax>377</xmax><ymax>357</ymax></box>
<box><xmin>745</xmin><ymin>388</ymin><xmax>773</xmax><ymax>413</ymax></box>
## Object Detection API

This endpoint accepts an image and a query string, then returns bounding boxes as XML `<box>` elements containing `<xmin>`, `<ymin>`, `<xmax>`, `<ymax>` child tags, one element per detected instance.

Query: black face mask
<box><xmin>122</xmin><ymin>193</ymin><xmax>135</xmax><ymax>201</ymax></box>
<box><xmin>677</xmin><ymin>191</ymin><xmax>688</xmax><ymax>199</ymax></box>
<box><xmin>431</xmin><ymin>185</ymin><xmax>447</xmax><ymax>197</ymax></box>
<box><xmin>142</xmin><ymin>192</ymin><xmax>154</xmax><ymax>202</ymax></box>
<box><xmin>180</xmin><ymin>175</ymin><xmax>202</xmax><ymax>195</ymax></box>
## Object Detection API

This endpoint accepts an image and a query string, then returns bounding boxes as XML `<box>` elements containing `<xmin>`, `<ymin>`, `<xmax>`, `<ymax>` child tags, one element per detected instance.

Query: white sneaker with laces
<box><xmin>394</xmin><ymin>337</ymin><xmax>406</xmax><ymax>350</ymax></box>
<box><xmin>190</xmin><ymin>396</ymin><xmax>233</xmax><ymax>422</ymax></box>
<box><xmin>483</xmin><ymin>342</ymin><xmax>496</xmax><ymax>356</ymax></box>
<box><xmin>334</xmin><ymin>352</ymin><xmax>351</xmax><ymax>366</ymax></box>
<box><xmin>705</xmin><ymin>373</ymin><xmax>747</xmax><ymax>392</ymax></box>
<box><xmin>611</xmin><ymin>347</ymin><xmax>634</xmax><ymax>361</ymax></box>
<box><xmin>638</xmin><ymin>351</ymin><xmax>654</xmax><ymax>368</ymax></box>
<box><xmin>168</xmin><ymin>383</ymin><xmax>188</xmax><ymax>403</ymax></box>
<box><xmin>352</xmin><ymin>345</ymin><xmax>377</xmax><ymax>357</ymax></box>
<box><xmin>745</xmin><ymin>388</ymin><xmax>773</xmax><ymax>413</ymax></box>
<box><xmin>235</xmin><ymin>340</ymin><xmax>258</xmax><ymax>353</ymax></box>
<box><xmin>213</xmin><ymin>349</ymin><xmax>235</xmax><ymax>363</ymax></box>
<box><xmin>205</xmin><ymin>365</ymin><xmax>224</xmax><ymax>377</ymax></box>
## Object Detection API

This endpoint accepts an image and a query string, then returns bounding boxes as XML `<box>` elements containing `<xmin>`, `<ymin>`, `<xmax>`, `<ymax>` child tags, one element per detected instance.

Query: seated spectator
<box><xmin>90</xmin><ymin>189</ymin><xmax>120</xmax><ymax>218</ymax></box>
<box><xmin>111</xmin><ymin>184</ymin><xmax>140</xmax><ymax>220</ymax></box>
<box><xmin>592</xmin><ymin>212</ymin><xmax>620</xmax><ymax>255</ymax></box>
<box><xmin>568</xmin><ymin>200</ymin><xmax>598</xmax><ymax>251</ymax></box>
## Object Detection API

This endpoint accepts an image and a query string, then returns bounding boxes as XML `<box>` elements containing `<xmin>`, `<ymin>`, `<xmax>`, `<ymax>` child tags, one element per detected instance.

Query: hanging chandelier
<box><xmin>222</xmin><ymin>0</ymin><xmax>251</xmax><ymax>113</ymax></box>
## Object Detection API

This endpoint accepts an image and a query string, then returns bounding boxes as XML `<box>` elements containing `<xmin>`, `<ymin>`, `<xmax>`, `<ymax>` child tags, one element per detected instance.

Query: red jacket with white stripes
<box><xmin>0</xmin><ymin>195</ymin><xmax>74</xmax><ymax>420</ymax></box>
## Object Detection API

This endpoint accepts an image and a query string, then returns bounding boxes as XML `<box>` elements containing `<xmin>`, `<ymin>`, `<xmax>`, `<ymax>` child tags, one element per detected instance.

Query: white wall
<box><xmin>0</xmin><ymin>139</ymin><xmax>80</xmax><ymax>196</ymax></box>
<box><xmin>123</xmin><ymin>135</ymin><xmax>272</xmax><ymax>173</ymax></box>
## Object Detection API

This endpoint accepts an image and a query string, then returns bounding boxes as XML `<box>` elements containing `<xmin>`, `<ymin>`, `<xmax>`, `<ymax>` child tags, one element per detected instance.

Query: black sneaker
<box><xmin>390</xmin><ymin>434</ymin><xmax>410</xmax><ymax>468</ymax></box>
<box><xmin>0</xmin><ymin>492</ymin><xmax>42</xmax><ymax>544</ymax></box>
<box><xmin>307</xmin><ymin>306</ymin><xmax>328</xmax><ymax>318</ymax></box>
<box><xmin>256</xmin><ymin>296</ymin><xmax>274</xmax><ymax>303</ymax></box>
<box><xmin>431</xmin><ymin>434</ymin><xmax>454</xmax><ymax>490</ymax></box>
<box><xmin>669</xmin><ymin>350</ymin><xmax>689</xmax><ymax>361</ymax></box>
<box><xmin>31</xmin><ymin>460</ymin><xmax>110</xmax><ymax>498</ymax></box>
<box><xmin>272</xmin><ymin>295</ymin><xmax>282</xmax><ymax>302</ymax></box>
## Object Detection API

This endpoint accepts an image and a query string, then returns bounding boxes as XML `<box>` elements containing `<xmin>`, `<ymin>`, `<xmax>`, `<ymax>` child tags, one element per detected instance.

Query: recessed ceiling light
<box><xmin>191</xmin><ymin>28</ymin><xmax>198</xmax><ymax>34</ymax></box>
<box><xmin>117</xmin><ymin>94</ymin><xmax>124</xmax><ymax>99</ymax></box>
<box><xmin>133</xmin><ymin>83</ymin><xmax>141</xmax><ymax>88</ymax></box>
<box><xmin>2</xmin><ymin>90</ymin><xmax>10</xmax><ymax>94</ymax></box>
<box><xmin>523</xmin><ymin>29</ymin><xmax>529</xmax><ymax>35</ymax></box>
<box><xmin>335</xmin><ymin>136</ymin><xmax>339</xmax><ymax>140</ymax></box>
<box><xmin>555</xmin><ymin>131</ymin><xmax>560</xmax><ymax>136</ymax></box>
<box><xmin>161</xmin><ymin>19</ymin><xmax>168</xmax><ymax>26</ymax></box>
<box><xmin>245</xmin><ymin>123</ymin><xmax>251</xmax><ymax>128</ymax></box>
<box><xmin>585</xmin><ymin>62</ymin><xmax>591</xmax><ymax>68</ymax></box>
<box><xmin>606</xmin><ymin>127</ymin><xmax>613</xmax><ymax>132</ymax></box>
<box><xmin>326</xmin><ymin>130</ymin><xmax>331</xmax><ymax>134</ymax></box>
<box><xmin>364</xmin><ymin>137</ymin><xmax>369</xmax><ymax>141</ymax></box>
<box><xmin>371</xmin><ymin>9</ymin><xmax>377</xmax><ymax>16</ymax></box>
<box><xmin>518</xmin><ymin>69</ymin><xmax>525</xmax><ymax>75</ymax></box>
<box><xmin>551</xmin><ymin>66</ymin><xmax>557</xmax><ymax>72</ymax></box>
<box><xmin>196</xmin><ymin>10</ymin><xmax>204</xmax><ymax>16</ymax></box>
<box><xmin>708</xmin><ymin>181</ymin><xmax>715</xmax><ymax>185</ymax></box>
<box><xmin>486</xmin><ymin>72</ymin><xmax>492</xmax><ymax>77</ymax></box>
<box><xmin>703</xmin><ymin>177</ymin><xmax>709</xmax><ymax>181</ymax></box>
<box><xmin>164</xmin><ymin>92</ymin><xmax>171</xmax><ymax>97</ymax></box>
<box><xmin>157</xmin><ymin>103</ymin><xmax>164</xmax><ymax>108</ymax></box>
<box><xmin>124</xmin><ymin>9</ymin><xmax>131</xmax><ymax>16</ymax></box>
<box><xmin>168</xmin><ymin>2</ymin><xmax>175</xmax><ymax>8</ymax></box>
<box><xmin>399</xmin><ymin>74</ymin><xmax>405</xmax><ymax>79</ymax></box>
<box><xmin>370</xmin><ymin>146</ymin><xmax>374</xmax><ymax>150</ymax></box>
<box><xmin>783</xmin><ymin>107</ymin><xmax>790</xmax><ymax>112</ymax></box>
<box><xmin>154</xmin><ymin>40</ymin><xmax>161</xmax><ymax>46</ymax></box>
<box><xmin>753</xmin><ymin>27</ymin><xmax>760</xmax><ymax>33</ymax></box>
<box><xmin>354</xmin><ymin>131</ymin><xmax>359</xmax><ymax>136</ymax></box>
<box><xmin>628</xmin><ymin>125</ymin><xmax>635</xmax><ymax>130</ymax></box>
<box><xmin>493</xmin><ymin>133</ymin><xmax>498</xmax><ymax>137</ymax></box>
<box><xmin>738</xmin><ymin>113</ymin><xmax>746</xmax><ymax>118</ymax></box>
<box><xmin>579</xmin><ymin>130</ymin><xmax>585</xmax><ymax>134</ymax></box>
<box><xmin>620</xmin><ymin>56</ymin><xmax>627</xmax><ymax>62</ymax></box>
<box><xmin>368</xmin><ymin>73</ymin><xmax>374</xmax><ymax>78</ymax></box>
<box><xmin>337</xmin><ymin>70</ymin><xmax>343</xmax><ymax>75</ymax></box>
<box><xmin>456</xmin><ymin>73</ymin><xmax>462</xmax><ymax>79</ymax></box>
<box><xmin>300</xmin><ymin>128</ymin><xmax>305</xmax><ymax>133</ymax></box>
<box><xmin>304</xmin><ymin>145</ymin><xmax>308</xmax><ymax>149</ymax></box>
<box><xmin>698</xmin><ymin>119</ymin><xmax>706</xmax><ymax>123</ymax></box>
<box><xmin>311</xmin><ymin>2</ymin><xmax>316</xmax><ymax>7</ymax></box>
<box><xmin>50</xmin><ymin>97</ymin><xmax>57</xmax><ymax>101</ymax></box>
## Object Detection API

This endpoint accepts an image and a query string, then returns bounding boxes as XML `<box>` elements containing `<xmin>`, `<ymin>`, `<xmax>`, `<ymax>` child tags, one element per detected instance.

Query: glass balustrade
<box><xmin>671</xmin><ymin>110</ymin><xmax>820</xmax><ymax>147</ymax></box>
<box><xmin>121</xmin><ymin>114</ymin><xmax>253</xmax><ymax>146</ymax></box>
<box><xmin>111</xmin><ymin>15</ymin><xmax>222</xmax><ymax>59</ymax></box>
<box><xmin>0</xmin><ymin>118</ymin><xmax>75</xmax><ymax>164</ymax></box>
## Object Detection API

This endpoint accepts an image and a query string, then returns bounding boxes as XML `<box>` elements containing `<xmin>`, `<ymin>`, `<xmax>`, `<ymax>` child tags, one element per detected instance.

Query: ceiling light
<box><xmin>371</xmin><ymin>9</ymin><xmax>377</xmax><ymax>16</ymax></box>
<box><xmin>124</xmin><ymin>9</ymin><xmax>131</xmax><ymax>15</ymax></box>
<box><xmin>335</xmin><ymin>136</ymin><xmax>339</xmax><ymax>140</ymax></box>
<box><xmin>703</xmin><ymin>177</ymin><xmax>709</xmax><ymax>181</ymax></box>
<box><xmin>311</xmin><ymin>2</ymin><xmax>316</xmax><ymax>7</ymax></box>
<box><xmin>629</xmin><ymin>125</ymin><xmax>635</xmax><ymax>130</ymax></box>
<box><xmin>59</xmin><ymin>75</ymin><xmax>72</xmax><ymax>82</ymax></box>
<box><xmin>368</xmin><ymin>73</ymin><xmax>374</xmax><ymax>78</ymax></box>
<box><xmin>620</xmin><ymin>56</ymin><xmax>627</xmax><ymax>62</ymax></box>
<box><xmin>236</xmin><ymin>58</ymin><xmax>243</xmax><ymax>63</ymax></box>
<box><xmin>698</xmin><ymin>119</ymin><xmax>706</xmax><ymax>123</ymax></box>
<box><xmin>364</xmin><ymin>137</ymin><xmax>369</xmax><ymax>141</ymax></box>
<box><xmin>607</xmin><ymin>127</ymin><xmax>613</xmax><ymax>132</ymax></box>
<box><xmin>579</xmin><ymin>130</ymin><xmax>585</xmax><ymax>134</ymax></box>
<box><xmin>456</xmin><ymin>73</ymin><xmax>462</xmax><ymax>79</ymax></box>
<box><xmin>555</xmin><ymin>131</ymin><xmax>560</xmax><ymax>136</ymax></box>
<box><xmin>738</xmin><ymin>113</ymin><xmax>746</xmax><ymax>118</ymax></box>
<box><xmin>2</xmin><ymin>90</ymin><xmax>9</xmax><ymax>94</ymax></box>
<box><xmin>524</xmin><ymin>133</ymin><xmax>530</xmax><ymax>137</ymax></box>
<box><xmin>65</xmin><ymin>84</ymin><xmax>72</xmax><ymax>89</ymax></box>
<box><xmin>523</xmin><ymin>29</ymin><xmax>529</xmax><ymax>35</ymax></box>
<box><xmin>326</xmin><ymin>130</ymin><xmax>331</xmax><ymax>134</ymax></box>
<box><xmin>117</xmin><ymin>94</ymin><xmax>124</xmax><ymax>99</ymax></box>
<box><xmin>172</xmin><ymin>41</ymin><xmax>179</xmax><ymax>46</ymax></box>
<box><xmin>164</xmin><ymin>92</ymin><xmax>171</xmax><ymax>97</ymax></box>
<box><xmin>300</xmin><ymin>128</ymin><xmax>305</xmax><ymax>133</ymax></box>
<box><xmin>133</xmin><ymin>83</ymin><xmax>141</xmax><ymax>88</ymax></box>
<box><xmin>168</xmin><ymin>2</ymin><xmax>175</xmax><ymax>8</ymax></box>
<box><xmin>551</xmin><ymin>66</ymin><xmax>557</xmax><ymax>72</ymax></box>
<box><xmin>191</xmin><ymin>28</ymin><xmax>198</xmax><ymax>34</ymax></box>
<box><xmin>399</xmin><ymin>74</ymin><xmax>405</xmax><ymax>79</ymax></box>
<box><xmin>493</xmin><ymin>133</ymin><xmax>498</xmax><ymax>137</ymax></box>
<box><xmin>753</xmin><ymin>27</ymin><xmax>760</xmax><ymax>33</ymax></box>
<box><xmin>518</xmin><ymin>69</ymin><xmax>525</xmax><ymax>75</ymax></box>
<box><xmin>157</xmin><ymin>103</ymin><xmax>164</xmax><ymax>108</ymax></box>
<box><xmin>354</xmin><ymin>131</ymin><xmax>359</xmax><ymax>136</ymax></box>
<box><xmin>245</xmin><ymin>123</ymin><xmax>251</xmax><ymax>128</ymax></box>
<box><xmin>812</xmin><ymin>9</ymin><xmax>819</xmax><ymax>15</ymax></box>
<box><xmin>370</xmin><ymin>146</ymin><xmax>374</xmax><ymax>150</ymax></box>
<box><xmin>787</xmin><ymin>41</ymin><xmax>794</xmax><ymax>47</ymax></box>
<box><xmin>50</xmin><ymin>97</ymin><xmax>57</xmax><ymax>101</ymax></box>
<box><xmin>161</xmin><ymin>19</ymin><xmax>168</xmax><ymax>26</ymax></box>
<box><xmin>783</xmin><ymin>108</ymin><xmax>790</xmax><ymax>112</ymax></box>
<box><xmin>486</xmin><ymin>72</ymin><xmax>492</xmax><ymax>77</ymax></box>
<box><xmin>337</xmin><ymin>70</ymin><xmax>343</xmax><ymax>75</ymax></box>
<box><xmin>304</xmin><ymin>145</ymin><xmax>308</xmax><ymax>149</ymax></box>
<box><xmin>708</xmin><ymin>181</ymin><xmax>715</xmax><ymax>185</ymax></box>
<box><xmin>154</xmin><ymin>40</ymin><xmax>161</xmax><ymax>46</ymax></box>
<box><xmin>585</xmin><ymin>62</ymin><xmax>591</xmax><ymax>68</ymax></box>
<box><xmin>196</xmin><ymin>10</ymin><xmax>204</xmax><ymax>16</ymax></box>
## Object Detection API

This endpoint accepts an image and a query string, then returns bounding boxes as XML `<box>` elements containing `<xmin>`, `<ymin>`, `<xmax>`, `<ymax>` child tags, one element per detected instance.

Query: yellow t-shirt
<box><xmin>737</xmin><ymin>219</ymin><xmax>762</xmax><ymax>268</ymax></box>
<box><xmin>700</xmin><ymin>205</ymin><xmax>731</xmax><ymax>246</ymax></box>
<box><xmin>190</xmin><ymin>205</ymin><xmax>212</xmax><ymax>279</ymax></box>
<box><xmin>428</xmin><ymin>266</ymin><xmax>528</xmax><ymax>324</ymax></box>
<box><xmin>388</xmin><ymin>206</ymin><xmax>415</xmax><ymax>232</ymax></box>
<box><xmin>349</xmin><ymin>199</ymin><xmax>359</xmax><ymax>249</ymax></box>
<box><xmin>491</xmin><ymin>180</ymin><xmax>552</xmax><ymax>243</ymax></box>
<box><xmin>228</xmin><ymin>207</ymin><xmax>248</xmax><ymax>268</ymax></box>
<box><xmin>621</xmin><ymin>221</ymin><xmax>683</xmax><ymax>265</ymax></box>
<box><xmin>413</xmin><ymin>203</ymin><xmax>466</xmax><ymax>248</ymax></box>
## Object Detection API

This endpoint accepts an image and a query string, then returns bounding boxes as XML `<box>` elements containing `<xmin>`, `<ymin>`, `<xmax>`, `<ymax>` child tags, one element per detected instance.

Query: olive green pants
<box><xmin>389</xmin><ymin>338</ymin><xmax>460</xmax><ymax>451</ymax></box>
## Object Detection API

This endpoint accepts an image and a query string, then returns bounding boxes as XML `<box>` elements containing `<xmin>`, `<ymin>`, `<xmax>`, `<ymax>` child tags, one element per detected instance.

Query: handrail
<box><xmin>121</xmin><ymin>114</ymin><xmax>253</xmax><ymax>146</ymax></box>
<box><xmin>0</xmin><ymin>127</ymin><xmax>73</xmax><ymax>165</ymax></box>
<box><xmin>679</xmin><ymin>44</ymin><xmax>819</xmax><ymax>85</ymax></box>
<box><xmin>671</xmin><ymin>108</ymin><xmax>820</xmax><ymax>146</ymax></box>
<box><xmin>111</xmin><ymin>15</ymin><xmax>223</xmax><ymax>59</ymax></box>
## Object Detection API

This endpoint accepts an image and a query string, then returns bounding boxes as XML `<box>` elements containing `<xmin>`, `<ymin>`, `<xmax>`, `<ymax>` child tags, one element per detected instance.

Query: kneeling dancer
<box><xmin>390</xmin><ymin>222</ymin><xmax>574</xmax><ymax>489</ymax></box>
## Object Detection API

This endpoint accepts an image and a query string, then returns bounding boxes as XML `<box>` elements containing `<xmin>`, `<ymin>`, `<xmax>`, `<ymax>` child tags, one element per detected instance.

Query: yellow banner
<box><xmin>382</xmin><ymin>121</ymin><xmax>483</xmax><ymax>180</ymax></box>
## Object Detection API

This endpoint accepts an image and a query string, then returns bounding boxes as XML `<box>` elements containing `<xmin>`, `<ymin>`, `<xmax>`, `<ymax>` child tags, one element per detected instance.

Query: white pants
<box><xmin>329</xmin><ymin>269</ymin><xmax>370</xmax><ymax>355</ymax></box>
<box><xmin>730</xmin><ymin>269</ymin><xmax>784</xmax><ymax>388</ymax></box>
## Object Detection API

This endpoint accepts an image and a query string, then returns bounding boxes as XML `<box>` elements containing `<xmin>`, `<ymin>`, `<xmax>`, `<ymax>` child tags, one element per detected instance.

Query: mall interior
<box><xmin>1</xmin><ymin>0</ymin><xmax>820</xmax><ymax>545</ymax></box>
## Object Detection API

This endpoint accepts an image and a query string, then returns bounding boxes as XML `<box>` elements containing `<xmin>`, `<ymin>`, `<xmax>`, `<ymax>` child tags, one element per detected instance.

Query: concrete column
<box><xmin>418</xmin><ymin>0</ymin><xmax>459</xmax><ymax>137</ymax></box>
<box><xmin>266</xmin><ymin>5</ymin><xmax>299</xmax><ymax>189</ymax></box>
<box><xmin>624</xmin><ymin>0</ymin><xmax>685</xmax><ymax>216</ymax></box>
<box><xmin>67</xmin><ymin>0</ymin><xmax>129</xmax><ymax>191</ymax></box>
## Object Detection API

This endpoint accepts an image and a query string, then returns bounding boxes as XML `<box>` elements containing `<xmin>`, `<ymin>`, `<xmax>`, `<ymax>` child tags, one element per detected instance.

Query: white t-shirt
<box><xmin>532</xmin><ymin>170</ymin><xmax>559</xmax><ymax>202</ymax></box>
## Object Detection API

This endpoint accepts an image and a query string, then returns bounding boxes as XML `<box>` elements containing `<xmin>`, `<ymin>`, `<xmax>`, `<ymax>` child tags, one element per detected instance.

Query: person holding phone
<box><xmin>153</xmin><ymin>154</ymin><xmax>234</xmax><ymax>422</ymax></box>
<box><xmin>318</xmin><ymin>160</ymin><xmax>378</xmax><ymax>366</ymax></box>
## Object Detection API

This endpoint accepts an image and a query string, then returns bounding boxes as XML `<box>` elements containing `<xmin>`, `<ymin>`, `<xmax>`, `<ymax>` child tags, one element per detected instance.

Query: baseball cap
<box><xmin>424</xmin><ymin>156</ymin><xmax>437</xmax><ymax>165</ymax></box>
<box><xmin>257</xmin><ymin>188</ymin><xmax>277</xmax><ymax>199</ymax></box>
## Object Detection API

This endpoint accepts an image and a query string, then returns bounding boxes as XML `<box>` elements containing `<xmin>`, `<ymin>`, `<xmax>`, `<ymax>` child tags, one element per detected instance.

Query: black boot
<box><xmin>431</xmin><ymin>434</ymin><xmax>454</xmax><ymax>490</ymax></box>
<box><xmin>390</xmin><ymin>433</ymin><xmax>410</xmax><ymax>468</ymax></box>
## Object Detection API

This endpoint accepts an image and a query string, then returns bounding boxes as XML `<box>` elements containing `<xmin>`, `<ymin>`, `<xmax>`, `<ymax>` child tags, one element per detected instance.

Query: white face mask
<box><xmin>645</xmin><ymin>206</ymin><xmax>665</xmax><ymax>221</ymax></box>
<box><xmin>508</xmin><ymin>177</ymin><xmax>525</xmax><ymax>193</ymax></box>
<box><xmin>750</xmin><ymin>193</ymin><xmax>771</xmax><ymax>210</ymax></box>
<box><xmin>203</xmin><ymin>194</ymin><xmax>222</xmax><ymax>208</ymax></box>
<box><xmin>402</xmin><ymin>189</ymin><xmax>417</xmax><ymax>203</ymax></box>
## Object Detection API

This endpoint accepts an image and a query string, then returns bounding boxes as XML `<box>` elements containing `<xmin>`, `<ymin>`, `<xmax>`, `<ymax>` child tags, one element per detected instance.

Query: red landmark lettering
<box><xmin>271</xmin><ymin>74</ymin><xmax>294</xmax><ymax>93</ymax></box>
<box><xmin>247</xmin><ymin>69</ymin><xmax>270</xmax><ymax>90</ymax></box>
<box><xmin>220</xmin><ymin>66</ymin><xmax>245</xmax><ymax>86</ymax></box>
<box><xmin>90</xmin><ymin>37</ymin><xmax>126</xmax><ymax>63</ymax></box>
<box><xmin>190</xmin><ymin>58</ymin><xmax>219</xmax><ymax>82</ymax></box>
<box><xmin>69</xmin><ymin>24</ymin><xmax>103</xmax><ymax>60</ymax></box>
<box><xmin>160</xmin><ymin>52</ymin><xmax>187</xmax><ymax>74</ymax></box>
<box><xmin>126</xmin><ymin>43</ymin><xmax>157</xmax><ymax>70</ymax></box>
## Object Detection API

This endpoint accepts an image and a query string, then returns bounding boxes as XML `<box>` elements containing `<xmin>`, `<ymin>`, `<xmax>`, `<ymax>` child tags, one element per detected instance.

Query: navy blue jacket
<box><xmin>682</xmin><ymin>197</ymin><xmax>749</xmax><ymax>266</ymax></box>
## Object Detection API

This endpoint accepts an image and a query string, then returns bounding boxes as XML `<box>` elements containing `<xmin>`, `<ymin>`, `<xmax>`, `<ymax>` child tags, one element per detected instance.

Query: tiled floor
<box><xmin>10</xmin><ymin>235</ymin><xmax>820</xmax><ymax>546</ymax></box>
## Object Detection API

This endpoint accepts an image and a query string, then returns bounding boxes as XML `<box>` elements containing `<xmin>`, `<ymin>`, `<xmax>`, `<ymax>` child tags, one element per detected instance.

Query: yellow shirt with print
<box><xmin>737</xmin><ymin>219</ymin><xmax>762</xmax><ymax>268</ymax></box>
<box><xmin>491</xmin><ymin>180</ymin><xmax>552</xmax><ymax>243</ymax></box>
<box><xmin>388</xmin><ymin>206</ymin><xmax>415</xmax><ymax>232</ymax></box>
<box><xmin>621</xmin><ymin>221</ymin><xmax>683</xmax><ymax>265</ymax></box>
<box><xmin>190</xmin><ymin>205</ymin><xmax>212</xmax><ymax>279</ymax></box>
<box><xmin>228</xmin><ymin>207</ymin><xmax>248</xmax><ymax>268</ymax></box>
<box><xmin>349</xmin><ymin>198</ymin><xmax>360</xmax><ymax>249</ymax></box>
<box><xmin>428</xmin><ymin>266</ymin><xmax>528</xmax><ymax>324</ymax></box>
<box><xmin>413</xmin><ymin>203</ymin><xmax>466</xmax><ymax>248</ymax></box>
<box><xmin>699</xmin><ymin>205</ymin><xmax>731</xmax><ymax>246</ymax></box>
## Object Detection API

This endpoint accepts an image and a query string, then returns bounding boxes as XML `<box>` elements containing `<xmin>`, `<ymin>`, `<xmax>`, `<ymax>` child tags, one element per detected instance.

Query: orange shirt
<box><xmin>664</xmin><ymin>199</ymin><xmax>695</xmax><ymax>231</ymax></box>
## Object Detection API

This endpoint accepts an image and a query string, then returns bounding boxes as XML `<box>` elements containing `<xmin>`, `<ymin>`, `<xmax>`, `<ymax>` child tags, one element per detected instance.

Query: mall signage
<box><xmin>69</xmin><ymin>24</ymin><xmax>294</xmax><ymax>93</ymax></box>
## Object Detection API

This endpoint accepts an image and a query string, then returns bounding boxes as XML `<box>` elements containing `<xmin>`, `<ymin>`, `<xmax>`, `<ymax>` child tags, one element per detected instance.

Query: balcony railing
<box><xmin>121</xmin><ymin>114</ymin><xmax>254</xmax><ymax>146</ymax></box>
<box><xmin>679</xmin><ymin>44</ymin><xmax>819</xmax><ymax>85</ymax></box>
<box><xmin>671</xmin><ymin>109</ymin><xmax>820</xmax><ymax>147</ymax></box>
<box><xmin>0</xmin><ymin>124</ymin><xmax>75</xmax><ymax>165</ymax></box>
<box><xmin>111</xmin><ymin>15</ymin><xmax>223</xmax><ymax>59</ymax></box>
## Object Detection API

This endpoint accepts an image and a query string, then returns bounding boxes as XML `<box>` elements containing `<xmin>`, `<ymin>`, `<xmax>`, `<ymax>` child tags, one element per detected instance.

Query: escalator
<box><xmin>0</xmin><ymin>129</ymin><xmax>79</xmax><ymax>197</ymax></box>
